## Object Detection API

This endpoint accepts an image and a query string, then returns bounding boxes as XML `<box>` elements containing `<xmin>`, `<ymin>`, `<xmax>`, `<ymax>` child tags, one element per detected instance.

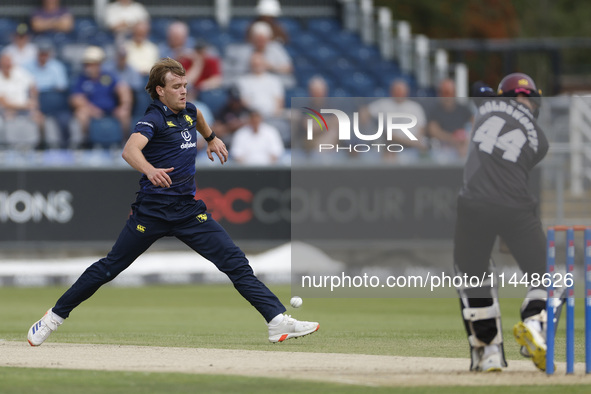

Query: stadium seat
<box><xmin>311</xmin><ymin>45</ymin><xmax>339</xmax><ymax>63</ymax></box>
<box><xmin>88</xmin><ymin>117</ymin><xmax>123</xmax><ymax>148</ymax></box>
<box><xmin>73</xmin><ymin>17</ymin><xmax>99</xmax><ymax>43</ymax></box>
<box><xmin>325</xmin><ymin>30</ymin><xmax>363</xmax><ymax>51</ymax></box>
<box><xmin>332</xmin><ymin>86</ymin><xmax>353</xmax><ymax>97</ymax></box>
<box><xmin>133</xmin><ymin>90</ymin><xmax>152</xmax><ymax>119</ymax></box>
<box><xmin>4</xmin><ymin>116</ymin><xmax>41</xmax><ymax>150</ymax></box>
<box><xmin>39</xmin><ymin>91</ymin><xmax>69</xmax><ymax>115</ymax></box>
<box><xmin>0</xmin><ymin>18</ymin><xmax>17</xmax><ymax>45</ymax></box>
<box><xmin>151</xmin><ymin>18</ymin><xmax>174</xmax><ymax>42</ymax></box>
<box><xmin>285</xmin><ymin>87</ymin><xmax>308</xmax><ymax>105</ymax></box>
<box><xmin>290</xmin><ymin>32</ymin><xmax>318</xmax><ymax>50</ymax></box>
<box><xmin>227</xmin><ymin>17</ymin><xmax>252</xmax><ymax>40</ymax></box>
<box><xmin>342</xmin><ymin>71</ymin><xmax>378</xmax><ymax>97</ymax></box>
<box><xmin>189</xmin><ymin>18</ymin><xmax>219</xmax><ymax>38</ymax></box>
<box><xmin>277</xmin><ymin>17</ymin><xmax>302</xmax><ymax>37</ymax></box>
<box><xmin>207</xmin><ymin>32</ymin><xmax>236</xmax><ymax>56</ymax></box>
<box><xmin>307</xmin><ymin>18</ymin><xmax>341</xmax><ymax>35</ymax></box>
<box><xmin>200</xmin><ymin>88</ymin><xmax>229</xmax><ymax>116</ymax></box>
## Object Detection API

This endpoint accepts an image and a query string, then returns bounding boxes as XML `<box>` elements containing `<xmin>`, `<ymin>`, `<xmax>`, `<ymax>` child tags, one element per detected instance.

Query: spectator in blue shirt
<box><xmin>24</xmin><ymin>40</ymin><xmax>70</xmax><ymax>148</ymax></box>
<box><xmin>70</xmin><ymin>46</ymin><xmax>133</xmax><ymax>144</ymax></box>
<box><xmin>31</xmin><ymin>0</ymin><xmax>74</xmax><ymax>35</ymax></box>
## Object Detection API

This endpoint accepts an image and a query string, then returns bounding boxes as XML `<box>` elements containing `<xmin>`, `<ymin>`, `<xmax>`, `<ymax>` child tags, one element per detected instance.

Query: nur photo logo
<box><xmin>302</xmin><ymin>107</ymin><xmax>419</xmax><ymax>153</ymax></box>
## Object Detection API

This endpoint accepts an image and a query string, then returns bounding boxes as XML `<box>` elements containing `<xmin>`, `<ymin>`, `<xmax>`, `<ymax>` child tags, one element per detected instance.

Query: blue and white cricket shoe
<box><xmin>27</xmin><ymin>309</ymin><xmax>64</xmax><ymax>346</ymax></box>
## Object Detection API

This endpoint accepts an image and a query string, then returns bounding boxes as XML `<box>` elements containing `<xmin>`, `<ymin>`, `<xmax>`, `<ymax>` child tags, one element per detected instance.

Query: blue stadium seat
<box><xmin>352</xmin><ymin>46</ymin><xmax>381</xmax><ymax>63</ymax></box>
<box><xmin>0</xmin><ymin>18</ymin><xmax>17</xmax><ymax>46</ymax></box>
<box><xmin>88</xmin><ymin>117</ymin><xmax>123</xmax><ymax>148</ymax></box>
<box><xmin>200</xmin><ymin>88</ymin><xmax>229</xmax><ymax>116</ymax></box>
<box><xmin>207</xmin><ymin>32</ymin><xmax>235</xmax><ymax>56</ymax></box>
<box><xmin>332</xmin><ymin>86</ymin><xmax>353</xmax><ymax>97</ymax></box>
<box><xmin>87</xmin><ymin>30</ymin><xmax>114</xmax><ymax>47</ymax></box>
<box><xmin>133</xmin><ymin>90</ymin><xmax>152</xmax><ymax>119</ymax></box>
<box><xmin>307</xmin><ymin>18</ymin><xmax>341</xmax><ymax>35</ymax></box>
<box><xmin>371</xmin><ymin>86</ymin><xmax>388</xmax><ymax>97</ymax></box>
<box><xmin>189</xmin><ymin>18</ymin><xmax>219</xmax><ymax>39</ymax></box>
<box><xmin>285</xmin><ymin>87</ymin><xmax>308</xmax><ymax>105</ymax></box>
<box><xmin>285</xmin><ymin>44</ymin><xmax>302</xmax><ymax>59</ymax></box>
<box><xmin>151</xmin><ymin>18</ymin><xmax>174</xmax><ymax>42</ymax></box>
<box><xmin>342</xmin><ymin>71</ymin><xmax>378</xmax><ymax>97</ymax></box>
<box><xmin>39</xmin><ymin>91</ymin><xmax>69</xmax><ymax>115</ymax></box>
<box><xmin>292</xmin><ymin>55</ymin><xmax>316</xmax><ymax>70</ymax></box>
<box><xmin>333</xmin><ymin>57</ymin><xmax>357</xmax><ymax>72</ymax></box>
<box><xmin>311</xmin><ymin>45</ymin><xmax>339</xmax><ymax>63</ymax></box>
<box><xmin>326</xmin><ymin>30</ymin><xmax>363</xmax><ymax>51</ymax></box>
<box><xmin>277</xmin><ymin>17</ymin><xmax>302</xmax><ymax>37</ymax></box>
<box><xmin>228</xmin><ymin>17</ymin><xmax>252</xmax><ymax>40</ymax></box>
<box><xmin>72</xmin><ymin>17</ymin><xmax>101</xmax><ymax>43</ymax></box>
<box><xmin>290</xmin><ymin>32</ymin><xmax>317</xmax><ymax>50</ymax></box>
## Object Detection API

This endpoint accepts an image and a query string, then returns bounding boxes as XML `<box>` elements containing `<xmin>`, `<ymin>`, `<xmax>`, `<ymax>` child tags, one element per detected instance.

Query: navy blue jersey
<box><xmin>133</xmin><ymin>99</ymin><xmax>199</xmax><ymax>196</ymax></box>
<box><xmin>460</xmin><ymin>98</ymin><xmax>549</xmax><ymax>209</ymax></box>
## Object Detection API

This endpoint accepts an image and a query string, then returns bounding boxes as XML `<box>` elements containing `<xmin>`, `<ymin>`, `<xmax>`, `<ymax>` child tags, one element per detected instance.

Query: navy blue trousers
<box><xmin>52</xmin><ymin>194</ymin><xmax>286</xmax><ymax>323</ymax></box>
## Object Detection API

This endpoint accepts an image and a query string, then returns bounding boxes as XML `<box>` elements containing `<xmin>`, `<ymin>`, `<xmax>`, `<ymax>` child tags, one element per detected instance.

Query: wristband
<box><xmin>205</xmin><ymin>131</ymin><xmax>216</xmax><ymax>142</ymax></box>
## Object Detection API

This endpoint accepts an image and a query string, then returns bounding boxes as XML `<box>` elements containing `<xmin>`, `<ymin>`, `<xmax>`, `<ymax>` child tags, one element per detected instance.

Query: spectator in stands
<box><xmin>230</xmin><ymin>110</ymin><xmax>285</xmax><ymax>165</ymax></box>
<box><xmin>31</xmin><ymin>0</ymin><xmax>74</xmax><ymax>35</ymax></box>
<box><xmin>104</xmin><ymin>46</ymin><xmax>144</xmax><ymax>93</ymax></box>
<box><xmin>249</xmin><ymin>21</ymin><xmax>292</xmax><ymax>76</ymax></box>
<box><xmin>212</xmin><ymin>86</ymin><xmax>250</xmax><ymax>146</ymax></box>
<box><xmin>427</xmin><ymin>78</ymin><xmax>473</xmax><ymax>161</ymax></box>
<box><xmin>246</xmin><ymin>0</ymin><xmax>289</xmax><ymax>44</ymax></box>
<box><xmin>123</xmin><ymin>20</ymin><xmax>159</xmax><ymax>76</ymax></box>
<box><xmin>70</xmin><ymin>46</ymin><xmax>133</xmax><ymax>143</ymax></box>
<box><xmin>24</xmin><ymin>41</ymin><xmax>70</xmax><ymax>148</ymax></box>
<box><xmin>104</xmin><ymin>0</ymin><xmax>150</xmax><ymax>41</ymax></box>
<box><xmin>226</xmin><ymin>20</ymin><xmax>294</xmax><ymax>88</ymax></box>
<box><xmin>159</xmin><ymin>20</ymin><xmax>193</xmax><ymax>60</ymax></box>
<box><xmin>236</xmin><ymin>52</ymin><xmax>284</xmax><ymax>119</ymax></box>
<box><xmin>2</xmin><ymin>23</ymin><xmax>38</xmax><ymax>67</ymax></box>
<box><xmin>363</xmin><ymin>79</ymin><xmax>428</xmax><ymax>163</ymax></box>
<box><xmin>0</xmin><ymin>53</ymin><xmax>44</xmax><ymax>149</ymax></box>
<box><xmin>180</xmin><ymin>40</ymin><xmax>222</xmax><ymax>92</ymax></box>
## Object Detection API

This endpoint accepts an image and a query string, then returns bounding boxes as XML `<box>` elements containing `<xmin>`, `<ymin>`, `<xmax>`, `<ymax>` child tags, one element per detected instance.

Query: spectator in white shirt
<box><xmin>104</xmin><ymin>0</ymin><xmax>150</xmax><ymax>40</ymax></box>
<box><xmin>124</xmin><ymin>20</ymin><xmax>159</xmax><ymax>76</ymax></box>
<box><xmin>236</xmin><ymin>53</ymin><xmax>284</xmax><ymax>119</ymax></box>
<box><xmin>230</xmin><ymin>110</ymin><xmax>285</xmax><ymax>165</ymax></box>
<box><xmin>2</xmin><ymin>23</ymin><xmax>38</xmax><ymax>67</ymax></box>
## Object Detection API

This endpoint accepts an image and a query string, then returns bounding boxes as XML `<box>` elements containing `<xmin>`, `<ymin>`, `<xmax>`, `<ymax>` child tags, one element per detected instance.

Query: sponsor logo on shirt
<box><xmin>181</xmin><ymin>129</ymin><xmax>191</xmax><ymax>141</ymax></box>
<box><xmin>136</xmin><ymin>121</ymin><xmax>154</xmax><ymax>129</ymax></box>
<box><xmin>196</xmin><ymin>213</ymin><xmax>207</xmax><ymax>223</ymax></box>
<box><xmin>167</xmin><ymin>121</ymin><xmax>176</xmax><ymax>127</ymax></box>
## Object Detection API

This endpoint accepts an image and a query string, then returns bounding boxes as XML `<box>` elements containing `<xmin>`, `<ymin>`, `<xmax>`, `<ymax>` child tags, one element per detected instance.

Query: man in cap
<box><xmin>70</xmin><ymin>46</ymin><xmax>133</xmax><ymax>145</ymax></box>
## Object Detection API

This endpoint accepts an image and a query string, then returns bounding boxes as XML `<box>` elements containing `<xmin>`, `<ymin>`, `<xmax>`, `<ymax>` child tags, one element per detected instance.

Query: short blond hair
<box><xmin>145</xmin><ymin>58</ymin><xmax>186</xmax><ymax>100</ymax></box>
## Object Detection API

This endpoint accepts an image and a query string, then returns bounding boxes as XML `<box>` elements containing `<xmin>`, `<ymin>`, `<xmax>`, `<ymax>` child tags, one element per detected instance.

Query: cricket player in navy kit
<box><xmin>454</xmin><ymin>73</ymin><xmax>549</xmax><ymax>372</ymax></box>
<box><xmin>28</xmin><ymin>58</ymin><xmax>319</xmax><ymax>346</ymax></box>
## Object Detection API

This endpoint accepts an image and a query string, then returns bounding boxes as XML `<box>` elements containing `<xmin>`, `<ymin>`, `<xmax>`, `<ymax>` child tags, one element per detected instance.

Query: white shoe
<box><xmin>268</xmin><ymin>314</ymin><xmax>319</xmax><ymax>343</ymax></box>
<box><xmin>27</xmin><ymin>309</ymin><xmax>63</xmax><ymax>346</ymax></box>
<box><xmin>478</xmin><ymin>345</ymin><xmax>503</xmax><ymax>372</ymax></box>
<box><xmin>513</xmin><ymin>315</ymin><xmax>548</xmax><ymax>371</ymax></box>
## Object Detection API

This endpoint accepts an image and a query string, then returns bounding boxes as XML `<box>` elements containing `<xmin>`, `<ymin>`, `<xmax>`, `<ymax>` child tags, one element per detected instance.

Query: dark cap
<box><xmin>16</xmin><ymin>23</ymin><xmax>29</xmax><ymax>36</ymax></box>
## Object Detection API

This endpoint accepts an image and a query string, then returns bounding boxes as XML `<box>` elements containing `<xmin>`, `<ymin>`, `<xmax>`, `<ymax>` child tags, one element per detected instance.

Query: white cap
<box><xmin>251</xmin><ymin>21</ymin><xmax>273</xmax><ymax>38</ymax></box>
<box><xmin>82</xmin><ymin>46</ymin><xmax>105</xmax><ymax>63</ymax></box>
<box><xmin>257</xmin><ymin>0</ymin><xmax>281</xmax><ymax>17</ymax></box>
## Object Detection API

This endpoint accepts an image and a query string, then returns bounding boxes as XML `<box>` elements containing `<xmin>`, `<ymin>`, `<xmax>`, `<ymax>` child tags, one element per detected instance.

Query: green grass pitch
<box><xmin>0</xmin><ymin>284</ymin><xmax>589</xmax><ymax>393</ymax></box>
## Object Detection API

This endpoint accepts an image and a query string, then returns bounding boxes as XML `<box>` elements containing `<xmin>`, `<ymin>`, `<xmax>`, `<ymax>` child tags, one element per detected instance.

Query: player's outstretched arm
<box><xmin>122</xmin><ymin>133</ymin><xmax>174</xmax><ymax>187</ymax></box>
